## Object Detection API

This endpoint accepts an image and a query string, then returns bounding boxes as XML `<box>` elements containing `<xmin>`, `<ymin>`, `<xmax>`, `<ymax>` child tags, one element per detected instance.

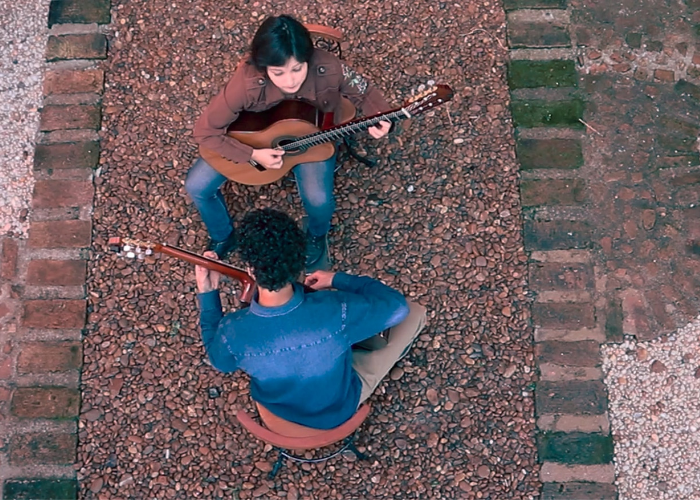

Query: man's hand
<box><xmin>195</xmin><ymin>251</ymin><xmax>222</xmax><ymax>293</ymax></box>
<box><xmin>251</xmin><ymin>148</ymin><xmax>285</xmax><ymax>169</ymax></box>
<box><xmin>304</xmin><ymin>270</ymin><xmax>336</xmax><ymax>290</ymax></box>
<box><xmin>368</xmin><ymin>120</ymin><xmax>391</xmax><ymax>140</ymax></box>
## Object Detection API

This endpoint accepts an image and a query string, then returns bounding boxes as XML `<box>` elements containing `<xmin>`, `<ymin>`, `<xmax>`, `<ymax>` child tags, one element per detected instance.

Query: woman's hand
<box><xmin>304</xmin><ymin>270</ymin><xmax>336</xmax><ymax>290</ymax></box>
<box><xmin>251</xmin><ymin>148</ymin><xmax>285</xmax><ymax>169</ymax></box>
<box><xmin>195</xmin><ymin>251</ymin><xmax>222</xmax><ymax>293</ymax></box>
<box><xmin>368</xmin><ymin>120</ymin><xmax>391</xmax><ymax>139</ymax></box>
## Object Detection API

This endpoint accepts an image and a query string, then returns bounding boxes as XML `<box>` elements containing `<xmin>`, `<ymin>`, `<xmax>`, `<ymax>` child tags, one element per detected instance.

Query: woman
<box><xmin>186</xmin><ymin>15</ymin><xmax>392</xmax><ymax>270</ymax></box>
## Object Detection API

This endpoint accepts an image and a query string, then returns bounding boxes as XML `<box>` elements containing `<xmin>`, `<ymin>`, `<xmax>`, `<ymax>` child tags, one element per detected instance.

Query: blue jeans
<box><xmin>185</xmin><ymin>155</ymin><xmax>336</xmax><ymax>241</ymax></box>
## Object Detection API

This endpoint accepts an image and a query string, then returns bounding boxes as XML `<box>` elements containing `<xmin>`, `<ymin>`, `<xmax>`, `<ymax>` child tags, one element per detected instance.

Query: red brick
<box><xmin>39</xmin><ymin>104</ymin><xmax>101</xmax><ymax>131</ymax></box>
<box><xmin>26</xmin><ymin>260</ymin><xmax>86</xmax><ymax>286</ymax></box>
<box><xmin>11</xmin><ymin>387</ymin><xmax>80</xmax><ymax>418</ymax></box>
<box><xmin>524</xmin><ymin>221</ymin><xmax>592</xmax><ymax>251</ymax></box>
<box><xmin>536</xmin><ymin>341</ymin><xmax>601</xmax><ymax>367</ymax></box>
<box><xmin>508</xmin><ymin>21</ymin><xmax>570</xmax><ymax>48</ymax></box>
<box><xmin>654</xmin><ymin>69</ymin><xmax>675</xmax><ymax>82</ymax></box>
<box><xmin>0</xmin><ymin>302</ymin><xmax>14</xmax><ymax>321</ymax></box>
<box><xmin>43</xmin><ymin>69</ymin><xmax>104</xmax><ymax>95</ymax></box>
<box><xmin>1</xmin><ymin>238</ymin><xmax>19</xmax><ymax>280</ymax></box>
<box><xmin>22</xmin><ymin>300</ymin><xmax>86</xmax><ymax>329</ymax></box>
<box><xmin>17</xmin><ymin>342</ymin><xmax>82</xmax><ymax>374</ymax></box>
<box><xmin>32</xmin><ymin>180</ymin><xmax>94</xmax><ymax>209</ymax></box>
<box><xmin>28</xmin><ymin>220</ymin><xmax>92</xmax><ymax>249</ymax></box>
<box><xmin>0</xmin><ymin>356</ymin><xmax>12</xmax><ymax>379</ymax></box>
<box><xmin>643</xmin><ymin>290</ymin><xmax>674</xmax><ymax>332</ymax></box>
<box><xmin>48</xmin><ymin>0</ymin><xmax>110</xmax><ymax>26</ymax></box>
<box><xmin>620</xmin><ymin>289</ymin><xmax>652</xmax><ymax>338</ymax></box>
<box><xmin>9</xmin><ymin>432</ymin><xmax>77</xmax><ymax>465</ymax></box>
<box><xmin>530</xmin><ymin>263</ymin><xmax>595</xmax><ymax>291</ymax></box>
<box><xmin>670</xmin><ymin>171</ymin><xmax>700</xmax><ymax>187</ymax></box>
<box><xmin>536</xmin><ymin>380</ymin><xmax>608</xmax><ymax>415</ymax></box>
<box><xmin>517</xmin><ymin>138</ymin><xmax>583</xmax><ymax>170</ymax></box>
<box><xmin>0</xmin><ymin>386</ymin><xmax>11</xmax><ymax>401</ymax></box>
<box><xmin>45</xmin><ymin>33</ymin><xmax>107</xmax><ymax>62</ymax></box>
<box><xmin>521</xmin><ymin>179</ymin><xmax>586</xmax><ymax>206</ymax></box>
<box><xmin>541</xmin><ymin>482</ymin><xmax>617</xmax><ymax>499</ymax></box>
<box><xmin>532</xmin><ymin>303</ymin><xmax>596</xmax><ymax>329</ymax></box>
<box><xmin>34</xmin><ymin>141</ymin><xmax>100</xmax><ymax>170</ymax></box>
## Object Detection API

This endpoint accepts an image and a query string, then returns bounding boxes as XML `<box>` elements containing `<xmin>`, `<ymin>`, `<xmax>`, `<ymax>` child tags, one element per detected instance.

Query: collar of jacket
<box><xmin>249</xmin><ymin>283</ymin><xmax>305</xmax><ymax>317</ymax></box>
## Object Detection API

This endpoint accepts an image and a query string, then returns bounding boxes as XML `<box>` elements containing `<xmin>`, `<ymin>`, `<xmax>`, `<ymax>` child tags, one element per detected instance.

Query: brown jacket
<box><xmin>193</xmin><ymin>49</ymin><xmax>391</xmax><ymax>164</ymax></box>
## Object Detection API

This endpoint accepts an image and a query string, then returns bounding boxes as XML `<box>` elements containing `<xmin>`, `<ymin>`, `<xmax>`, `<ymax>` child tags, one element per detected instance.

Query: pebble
<box><xmin>0</xmin><ymin>0</ymin><xmax>45</xmax><ymax>237</ymax></box>
<box><xmin>76</xmin><ymin>1</ymin><xmax>541</xmax><ymax>498</ymax></box>
<box><xmin>477</xmin><ymin>465</ymin><xmax>490</xmax><ymax>478</ymax></box>
<box><xmin>603</xmin><ymin>315</ymin><xmax>700</xmax><ymax>500</ymax></box>
<box><xmin>389</xmin><ymin>366</ymin><xmax>404</xmax><ymax>380</ymax></box>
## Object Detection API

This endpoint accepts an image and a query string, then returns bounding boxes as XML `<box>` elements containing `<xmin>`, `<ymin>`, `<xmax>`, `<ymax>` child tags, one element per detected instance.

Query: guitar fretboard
<box><xmin>283</xmin><ymin>109</ymin><xmax>409</xmax><ymax>151</ymax></box>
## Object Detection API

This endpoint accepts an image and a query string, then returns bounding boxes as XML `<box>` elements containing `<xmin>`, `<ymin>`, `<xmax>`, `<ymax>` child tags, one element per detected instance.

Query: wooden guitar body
<box><xmin>200</xmin><ymin>99</ymin><xmax>354</xmax><ymax>186</ymax></box>
<box><xmin>198</xmin><ymin>85</ymin><xmax>454</xmax><ymax>186</ymax></box>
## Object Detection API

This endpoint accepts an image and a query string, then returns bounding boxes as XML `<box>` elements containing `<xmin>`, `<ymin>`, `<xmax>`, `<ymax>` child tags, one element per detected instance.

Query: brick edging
<box><xmin>504</xmin><ymin>1</ymin><xmax>618</xmax><ymax>499</ymax></box>
<box><xmin>0</xmin><ymin>0</ymin><xmax>110</xmax><ymax>498</ymax></box>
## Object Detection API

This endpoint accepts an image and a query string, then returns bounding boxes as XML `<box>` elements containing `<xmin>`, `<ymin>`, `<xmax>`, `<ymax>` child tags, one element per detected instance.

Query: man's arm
<box><xmin>197</xmin><ymin>291</ymin><xmax>238</xmax><ymax>373</ymax></box>
<box><xmin>331</xmin><ymin>272</ymin><xmax>410</xmax><ymax>345</ymax></box>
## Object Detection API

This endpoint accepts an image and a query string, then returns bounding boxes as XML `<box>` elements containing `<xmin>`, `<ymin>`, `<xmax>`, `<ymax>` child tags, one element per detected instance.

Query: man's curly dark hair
<box><xmin>237</xmin><ymin>209</ymin><xmax>306</xmax><ymax>291</ymax></box>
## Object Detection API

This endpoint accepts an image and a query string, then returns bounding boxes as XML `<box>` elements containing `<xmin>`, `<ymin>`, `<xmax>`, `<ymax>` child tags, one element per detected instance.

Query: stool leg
<box><xmin>268</xmin><ymin>450</ymin><xmax>286</xmax><ymax>479</ymax></box>
<box><xmin>343</xmin><ymin>137</ymin><xmax>377</xmax><ymax>167</ymax></box>
<box><xmin>345</xmin><ymin>438</ymin><xmax>369</xmax><ymax>461</ymax></box>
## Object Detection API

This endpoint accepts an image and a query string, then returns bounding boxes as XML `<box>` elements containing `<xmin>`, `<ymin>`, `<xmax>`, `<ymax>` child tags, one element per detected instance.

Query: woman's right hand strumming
<box><xmin>251</xmin><ymin>148</ymin><xmax>285</xmax><ymax>169</ymax></box>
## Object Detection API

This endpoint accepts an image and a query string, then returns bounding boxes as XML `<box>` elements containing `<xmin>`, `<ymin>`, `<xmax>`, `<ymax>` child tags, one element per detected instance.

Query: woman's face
<box><xmin>266</xmin><ymin>57</ymin><xmax>308</xmax><ymax>94</ymax></box>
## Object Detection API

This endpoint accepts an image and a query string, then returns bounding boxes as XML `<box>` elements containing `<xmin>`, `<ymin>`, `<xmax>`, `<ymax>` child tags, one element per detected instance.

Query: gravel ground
<box><xmin>78</xmin><ymin>1</ymin><xmax>540</xmax><ymax>498</ymax></box>
<box><xmin>0</xmin><ymin>0</ymin><xmax>48</xmax><ymax>237</ymax></box>
<box><xmin>603</xmin><ymin>319</ymin><xmax>700</xmax><ymax>500</ymax></box>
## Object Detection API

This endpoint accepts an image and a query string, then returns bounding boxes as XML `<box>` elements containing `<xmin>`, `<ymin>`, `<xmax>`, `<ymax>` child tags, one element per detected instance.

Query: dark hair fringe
<box><xmin>250</xmin><ymin>15</ymin><xmax>314</xmax><ymax>70</ymax></box>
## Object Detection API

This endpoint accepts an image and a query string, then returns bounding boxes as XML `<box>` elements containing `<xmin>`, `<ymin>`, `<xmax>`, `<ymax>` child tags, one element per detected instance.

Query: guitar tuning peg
<box><xmin>123</xmin><ymin>244</ymin><xmax>132</xmax><ymax>251</ymax></box>
<box><xmin>145</xmin><ymin>248</ymin><xmax>153</xmax><ymax>256</ymax></box>
<box><xmin>137</xmin><ymin>253</ymin><xmax>145</xmax><ymax>260</ymax></box>
<box><xmin>126</xmin><ymin>251</ymin><xmax>136</xmax><ymax>259</ymax></box>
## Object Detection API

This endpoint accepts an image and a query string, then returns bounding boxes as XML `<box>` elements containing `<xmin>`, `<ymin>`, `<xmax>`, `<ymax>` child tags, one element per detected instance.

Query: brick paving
<box><xmin>507</xmin><ymin>0</ymin><xmax>700</xmax><ymax>497</ymax></box>
<box><xmin>0</xmin><ymin>0</ymin><xmax>107</xmax><ymax>498</ymax></box>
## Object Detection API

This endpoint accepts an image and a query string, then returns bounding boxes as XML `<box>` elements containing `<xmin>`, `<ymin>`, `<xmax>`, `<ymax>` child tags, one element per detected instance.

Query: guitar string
<box><xmin>280</xmin><ymin>109</ymin><xmax>409</xmax><ymax>152</ymax></box>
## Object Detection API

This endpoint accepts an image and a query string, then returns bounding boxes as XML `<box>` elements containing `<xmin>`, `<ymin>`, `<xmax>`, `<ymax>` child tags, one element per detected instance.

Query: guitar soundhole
<box><xmin>273</xmin><ymin>137</ymin><xmax>304</xmax><ymax>156</ymax></box>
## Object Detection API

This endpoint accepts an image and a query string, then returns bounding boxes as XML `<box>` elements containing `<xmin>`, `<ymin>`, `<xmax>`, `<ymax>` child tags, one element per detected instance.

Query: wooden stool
<box><xmin>236</xmin><ymin>403</ymin><xmax>372</xmax><ymax>478</ymax></box>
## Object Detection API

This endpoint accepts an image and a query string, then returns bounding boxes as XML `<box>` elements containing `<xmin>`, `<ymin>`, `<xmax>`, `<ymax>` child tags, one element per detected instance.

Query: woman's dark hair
<box><xmin>237</xmin><ymin>209</ymin><xmax>306</xmax><ymax>291</ymax></box>
<box><xmin>250</xmin><ymin>15</ymin><xmax>314</xmax><ymax>71</ymax></box>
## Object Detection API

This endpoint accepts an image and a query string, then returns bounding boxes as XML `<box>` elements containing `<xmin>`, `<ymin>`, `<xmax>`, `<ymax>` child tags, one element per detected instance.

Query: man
<box><xmin>195</xmin><ymin>208</ymin><xmax>427</xmax><ymax>429</ymax></box>
<box><xmin>187</xmin><ymin>15</ymin><xmax>392</xmax><ymax>270</ymax></box>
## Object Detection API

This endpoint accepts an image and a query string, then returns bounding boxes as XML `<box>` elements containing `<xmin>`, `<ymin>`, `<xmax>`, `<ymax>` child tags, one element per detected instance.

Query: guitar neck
<box><xmin>283</xmin><ymin>108</ymin><xmax>409</xmax><ymax>151</ymax></box>
<box><xmin>154</xmin><ymin>243</ymin><xmax>256</xmax><ymax>304</ymax></box>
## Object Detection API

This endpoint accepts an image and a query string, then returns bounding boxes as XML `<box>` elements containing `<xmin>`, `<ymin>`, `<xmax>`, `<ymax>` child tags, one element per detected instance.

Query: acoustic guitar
<box><xmin>200</xmin><ymin>85</ymin><xmax>454</xmax><ymax>186</ymax></box>
<box><xmin>108</xmin><ymin>237</ymin><xmax>389</xmax><ymax>350</ymax></box>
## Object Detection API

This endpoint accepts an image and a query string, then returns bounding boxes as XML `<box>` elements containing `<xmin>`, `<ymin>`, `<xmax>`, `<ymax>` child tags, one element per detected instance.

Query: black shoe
<box><xmin>206</xmin><ymin>232</ymin><xmax>237</xmax><ymax>259</ymax></box>
<box><xmin>305</xmin><ymin>231</ymin><xmax>328</xmax><ymax>269</ymax></box>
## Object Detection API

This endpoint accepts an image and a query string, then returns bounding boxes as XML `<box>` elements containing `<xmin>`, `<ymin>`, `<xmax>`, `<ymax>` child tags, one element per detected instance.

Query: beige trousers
<box><xmin>352</xmin><ymin>301</ymin><xmax>427</xmax><ymax>403</ymax></box>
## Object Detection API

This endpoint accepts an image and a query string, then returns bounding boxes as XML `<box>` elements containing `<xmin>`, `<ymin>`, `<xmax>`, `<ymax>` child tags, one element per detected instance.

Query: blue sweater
<box><xmin>197</xmin><ymin>272</ymin><xmax>409</xmax><ymax>429</ymax></box>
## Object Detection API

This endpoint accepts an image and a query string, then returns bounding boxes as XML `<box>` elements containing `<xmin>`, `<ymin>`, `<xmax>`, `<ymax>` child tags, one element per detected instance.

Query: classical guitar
<box><xmin>108</xmin><ymin>237</ymin><xmax>389</xmax><ymax>350</ymax></box>
<box><xmin>109</xmin><ymin>237</ymin><xmax>257</xmax><ymax>304</ymax></box>
<box><xmin>200</xmin><ymin>84</ymin><xmax>454</xmax><ymax>186</ymax></box>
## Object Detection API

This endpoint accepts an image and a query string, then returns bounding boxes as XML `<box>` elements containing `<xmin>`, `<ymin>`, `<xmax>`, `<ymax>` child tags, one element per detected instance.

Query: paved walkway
<box><xmin>506</xmin><ymin>0</ymin><xmax>700</xmax><ymax>497</ymax></box>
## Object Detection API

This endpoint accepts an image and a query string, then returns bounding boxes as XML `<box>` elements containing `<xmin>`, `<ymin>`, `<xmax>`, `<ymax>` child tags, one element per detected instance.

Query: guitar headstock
<box><xmin>402</xmin><ymin>84</ymin><xmax>454</xmax><ymax>116</ymax></box>
<box><xmin>108</xmin><ymin>236</ymin><xmax>156</xmax><ymax>260</ymax></box>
